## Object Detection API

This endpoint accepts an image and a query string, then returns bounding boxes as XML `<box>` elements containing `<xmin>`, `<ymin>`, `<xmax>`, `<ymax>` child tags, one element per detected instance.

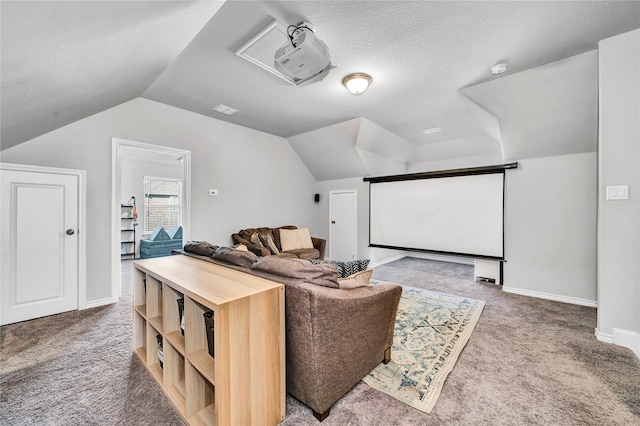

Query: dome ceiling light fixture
<box><xmin>342</xmin><ymin>73</ymin><xmax>372</xmax><ymax>95</ymax></box>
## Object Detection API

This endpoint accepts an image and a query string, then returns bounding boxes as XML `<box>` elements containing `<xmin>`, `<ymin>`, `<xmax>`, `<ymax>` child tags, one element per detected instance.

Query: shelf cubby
<box><xmin>146</xmin><ymin>275</ymin><xmax>163</xmax><ymax>333</ymax></box>
<box><xmin>147</xmin><ymin>323</ymin><xmax>164</xmax><ymax>385</ymax></box>
<box><xmin>165</xmin><ymin>342</ymin><xmax>187</xmax><ymax>416</ymax></box>
<box><xmin>186</xmin><ymin>361</ymin><xmax>216</xmax><ymax>425</ymax></box>
<box><xmin>132</xmin><ymin>269</ymin><xmax>146</xmax><ymax>311</ymax></box>
<box><xmin>163</xmin><ymin>285</ymin><xmax>185</xmax><ymax>355</ymax></box>
<box><xmin>133</xmin><ymin>311</ymin><xmax>147</xmax><ymax>362</ymax></box>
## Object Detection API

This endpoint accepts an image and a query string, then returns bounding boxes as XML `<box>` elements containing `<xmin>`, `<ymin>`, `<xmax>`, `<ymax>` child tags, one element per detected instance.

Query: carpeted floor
<box><xmin>1</xmin><ymin>257</ymin><xmax>639</xmax><ymax>425</ymax></box>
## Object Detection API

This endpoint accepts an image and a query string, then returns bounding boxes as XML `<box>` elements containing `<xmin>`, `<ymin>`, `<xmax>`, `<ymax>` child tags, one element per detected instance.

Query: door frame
<box><xmin>0</xmin><ymin>162</ymin><xmax>87</xmax><ymax>309</ymax></box>
<box><xmin>111</xmin><ymin>138</ymin><xmax>191</xmax><ymax>301</ymax></box>
<box><xmin>328</xmin><ymin>189</ymin><xmax>358</xmax><ymax>261</ymax></box>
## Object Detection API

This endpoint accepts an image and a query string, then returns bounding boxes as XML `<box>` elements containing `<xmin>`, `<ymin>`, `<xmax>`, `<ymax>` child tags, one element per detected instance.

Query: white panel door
<box><xmin>1</xmin><ymin>169</ymin><xmax>79</xmax><ymax>325</ymax></box>
<box><xmin>329</xmin><ymin>190</ymin><xmax>357</xmax><ymax>261</ymax></box>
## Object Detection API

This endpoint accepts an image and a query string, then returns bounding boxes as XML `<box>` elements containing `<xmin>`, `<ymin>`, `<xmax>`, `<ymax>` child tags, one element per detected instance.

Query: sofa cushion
<box><xmin>251</xmin><ymin>257</ymin><xmax>339</xmax><ymax>288</ymax></box>
<box><xmin>239</xmin><ymin>227</ymin><xmax>271</xmax><ymax>241</ymax></box>
<box><xmin>211</xmin><ymin>246</ymin><xmax>258</xmax><ymax>268</ymax></box>
<box><xmin>337</xmin><ymin>269</ymin><xmax>373</xmax><ymax>289</ymax></box>
<box><xmin>238</xmin><ymin>228</ymin><xmax>256</xmax><ymax>241</ymax></box>
<box><xmin>183</xmin><ymin>241</ymin><xmax>219</xmax><ymax>257</ymax></box>
<box><xmin>286</xmin><ymin>248</ymin><xmax>320</xmax><ymax>260</ymax></box>
<box><xmin>280</xmin><ymin>228</ymin><xmax>314</xmax><ymax>251</ymax></box>
<box><xmin>275</xmin><ymin>252</ymin><xmax>298</xmax><ymax>259</ymax></box>
<box><xmin>310</xmin><ymin>259</ymin><xmax>370</xmax><ymax>278</ymax></box>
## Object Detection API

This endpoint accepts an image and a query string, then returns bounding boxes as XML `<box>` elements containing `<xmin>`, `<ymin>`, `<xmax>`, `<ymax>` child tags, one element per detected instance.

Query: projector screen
<box><xmin>368</xmin><ymin>170</ymin><xmax>507</xmax><ymax>260</ymax></box>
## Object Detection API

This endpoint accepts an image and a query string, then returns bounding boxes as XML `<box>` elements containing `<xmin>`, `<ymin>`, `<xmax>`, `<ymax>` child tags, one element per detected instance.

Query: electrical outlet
<box><xmin>209</xmin><ymin>189</ymin><xmax>218</xmax><ymax>197</ymax></box>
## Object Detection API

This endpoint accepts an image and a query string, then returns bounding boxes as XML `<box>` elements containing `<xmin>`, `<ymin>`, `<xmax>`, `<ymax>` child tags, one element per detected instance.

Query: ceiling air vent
<box><xmin>212</xmin><ymin>104</ymin><xmax>239</xmax><ymax>115</ymax></box>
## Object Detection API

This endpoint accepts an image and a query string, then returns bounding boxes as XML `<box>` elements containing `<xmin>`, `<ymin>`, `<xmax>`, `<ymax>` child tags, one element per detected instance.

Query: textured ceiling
<box><xmin>142</xmin><ymin>1</ymin><xmax>639</xmax><ymax>153</ymax></box>
<box><xmin>1</xmin><ymin>1</ymin><xmax>639</xmax><ymax>174</ymax></box>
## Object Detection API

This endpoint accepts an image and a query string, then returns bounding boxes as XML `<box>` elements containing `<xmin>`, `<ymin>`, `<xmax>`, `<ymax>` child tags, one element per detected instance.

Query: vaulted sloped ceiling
<box><xmin>287</xmin><ymin>117</ymin><xmax>411</xmax><ymax>181</ymax></box>
<box><xmin>462</xmin><ymin>50</ymin><xmax>598</xmax><ymax>161</ymax></box>
<box><xmin>0</xmin><ymin>1</ymin><xmax>226</xmax><ymax>150</ymax></box>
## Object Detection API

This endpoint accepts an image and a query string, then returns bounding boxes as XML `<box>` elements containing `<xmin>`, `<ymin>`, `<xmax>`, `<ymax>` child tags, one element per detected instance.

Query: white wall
<box><xmin>596</xmin><ymin>29</ymin><xmax>640</xmax><ymax>357</ymax></box>
<box><xmin>0</xmin><ymin>98</ymin><xmax>320</xmax><ymax>303</ymax></box>
<box><xmin>407</xmin><ymin>153</ymin><xmax>503</xmax><ymax>173</ymax></box>
<box><xmin>502</xmin><ymin>153</ymin><xmax>597</xmax><ymax>305</ymax></box>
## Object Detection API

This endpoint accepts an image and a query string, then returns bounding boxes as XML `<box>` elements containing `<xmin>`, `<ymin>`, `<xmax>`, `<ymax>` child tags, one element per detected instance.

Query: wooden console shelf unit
<box><xmin>132</xmin><ymin>255</ymin><xmax>285</xmax><ymax>426</ymax></box>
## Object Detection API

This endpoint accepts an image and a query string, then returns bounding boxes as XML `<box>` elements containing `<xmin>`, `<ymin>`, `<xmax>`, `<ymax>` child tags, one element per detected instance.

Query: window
<box><xmin>144</xmin><ymin>177</ymin><xmax>182</xmax><ymax>233</ymax></box>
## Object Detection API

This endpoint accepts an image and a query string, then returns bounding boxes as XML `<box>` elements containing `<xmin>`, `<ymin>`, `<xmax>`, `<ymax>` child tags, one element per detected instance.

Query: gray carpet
<box><xmin>1</xmin><ymin>257</ymin><xmax>639</xmax><ymax>425</ymax></box>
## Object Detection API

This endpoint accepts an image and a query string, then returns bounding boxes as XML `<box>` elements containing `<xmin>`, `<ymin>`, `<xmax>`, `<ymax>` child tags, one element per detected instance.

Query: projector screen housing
<box><xmin>365</xmin><ymin>163</ymin><xmax>517</xmax><ymax>261</ymax></box>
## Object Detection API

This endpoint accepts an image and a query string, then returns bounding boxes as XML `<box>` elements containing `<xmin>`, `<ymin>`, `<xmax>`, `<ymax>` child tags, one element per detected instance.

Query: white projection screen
<box><xmin>368</xmin><ymin>171</ymin><xmax>506</xmax><ymax>260</ymax></box>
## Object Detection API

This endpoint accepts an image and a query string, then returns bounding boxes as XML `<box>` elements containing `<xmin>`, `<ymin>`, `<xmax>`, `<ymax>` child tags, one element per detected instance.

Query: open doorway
<box><xmin>111</xmin><ymin>138</ymin><xmax>191</xmax><ymax>300</ymax></box>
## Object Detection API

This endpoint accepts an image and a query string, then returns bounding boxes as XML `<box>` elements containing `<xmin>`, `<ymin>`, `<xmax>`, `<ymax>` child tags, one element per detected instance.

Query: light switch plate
<box><xmin>606</xmin><ymin>185</ymin><xmax>629</xmax><ymax>200</ymax></box>
<box><xmin>208</xmin><ymin>189</ymin><xmax>219</xmax><ymax>196</ymax></box>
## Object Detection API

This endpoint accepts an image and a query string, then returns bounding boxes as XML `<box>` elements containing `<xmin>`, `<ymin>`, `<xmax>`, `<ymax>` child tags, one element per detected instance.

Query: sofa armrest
<box><xmin>285</xmin><ymin>282</ymin><xmax>402</xmax><ymax>414</ymax></box>
<box><xmin>311</xmin><ymin>237</ymin><xmax>326</xmax><ymax>260</ymax></box>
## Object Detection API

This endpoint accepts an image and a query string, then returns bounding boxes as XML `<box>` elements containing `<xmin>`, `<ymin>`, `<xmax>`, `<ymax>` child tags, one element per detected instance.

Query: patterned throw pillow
<box><xmin>310</xmin><ymin>259</ymin><xmax>370</xmax><ymax>278</ymax></box>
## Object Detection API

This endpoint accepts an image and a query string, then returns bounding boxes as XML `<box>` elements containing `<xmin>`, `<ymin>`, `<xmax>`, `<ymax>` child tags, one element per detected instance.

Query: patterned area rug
<box><xmin>363</xmin><ymin>282</ymin><xmax>485</xmax><ymax>413</ymax></box>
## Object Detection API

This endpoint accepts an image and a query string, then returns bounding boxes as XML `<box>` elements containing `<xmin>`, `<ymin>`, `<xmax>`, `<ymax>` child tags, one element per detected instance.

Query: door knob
<box><xmin>66</xmin><ymin>229</ymin><xmax>75</xmax><ymax>235</ymax></box>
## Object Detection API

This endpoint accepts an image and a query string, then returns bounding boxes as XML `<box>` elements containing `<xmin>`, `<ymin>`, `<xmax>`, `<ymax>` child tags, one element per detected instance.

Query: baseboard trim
<box><xmin>613</xmin><ymin>328</ymin><xmax>640</xmax><ymax>359</ymax></box>
<box><xmin>595</xmin><ymin>328</ymin><xmax>640</xmax><ymax>359</ymax></box>
<box><xmin>369</xmin><ymin>255</ymin><xmax>406</xmax><ymax>269</ymax></box>
<box><xmin>502</xmin><ymin>286</ymin><xmax>597</xmax><ymax>307</ymax></box>
<box><xmin>594</xmin><ymin>328</ymin><xmax>614</xmax><ymax>343</ymax></box>
<box><xmin>84</xmin><ymin>297</ymin><xmax>116</xmax><ymax>309</ymax></box>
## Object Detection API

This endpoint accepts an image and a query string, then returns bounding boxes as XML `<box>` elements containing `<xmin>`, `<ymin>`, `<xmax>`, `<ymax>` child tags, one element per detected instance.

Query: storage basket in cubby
<box><xmin>177</xmin><ymin>298</ymin><xmax>185</xmax><ymax>336</ymax></box>
<box><xmin>203</xmin><ymin>310</ymin><xmax>214</xmax><ymax>358</ymax></box>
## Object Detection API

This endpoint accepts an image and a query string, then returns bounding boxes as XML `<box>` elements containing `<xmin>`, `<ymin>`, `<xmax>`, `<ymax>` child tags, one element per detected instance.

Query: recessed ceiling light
<box><xmin>422</xmin><ymin>127</ymin><xmax>442</xmax><ymax>135</ymax></box>
<box><xmin>212</xmin><ymin>104</ymin><xmax>239</xmax><ymax>115</ymax></box>
<box><xmin>490</xmin><ymin>63</ymin><xmax>508</xmax><ymax>75</ymax></box>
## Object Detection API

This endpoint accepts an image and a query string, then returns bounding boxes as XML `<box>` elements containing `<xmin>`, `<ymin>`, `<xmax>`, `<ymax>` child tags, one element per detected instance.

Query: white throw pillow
<box><xmin>280</xmin><ymin>228</ymin><xmax>314</xmax><ymax>251</ymax></box>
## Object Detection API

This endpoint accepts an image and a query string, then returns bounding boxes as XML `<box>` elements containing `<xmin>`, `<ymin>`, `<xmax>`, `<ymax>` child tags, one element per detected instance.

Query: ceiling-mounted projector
<box><xmin>274</xmin><ymin>22</ymin><xmax>332</xmax><ymax>85</ymax></box>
